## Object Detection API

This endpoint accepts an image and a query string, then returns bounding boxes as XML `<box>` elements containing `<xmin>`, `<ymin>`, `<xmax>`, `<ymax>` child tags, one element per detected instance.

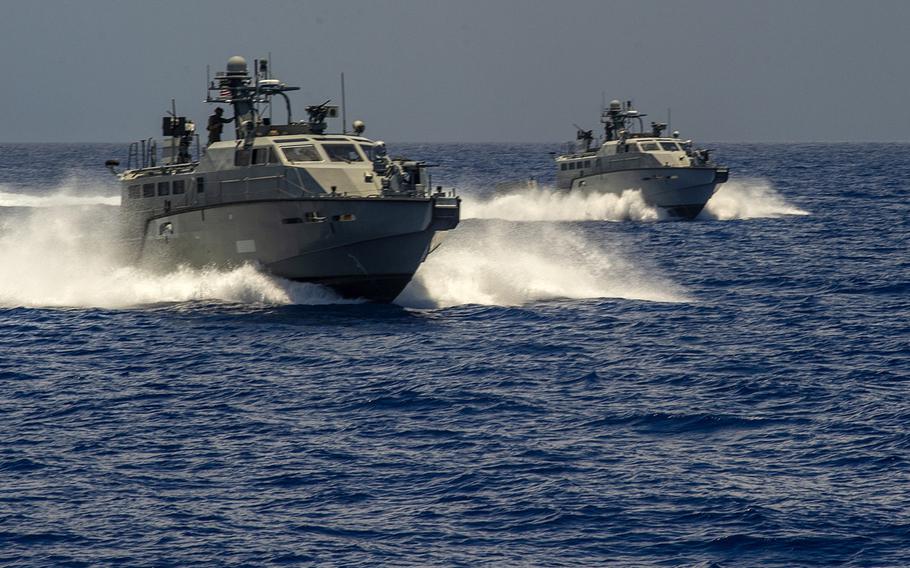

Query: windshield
<box><xmin>323</xmin><ymin>143</ymin><xmax>364</xmax><ymax>163</ymax></box>
<box><xmin>638</xmin><ymin>142</ymin><xmax>660</xmax><ymax>152</ymax></box>
<box><xmin>282</xmin><ymin>145</ymin><xmax>322</xmax><ymax>162</ymax></box>
<box><xmin>358</xmin><ymin>144</ymin><xmax>374</xmax><ymax>161</ymax></box>
<box><xmin>659</xmin><ymin>141</ymin><xmax>682</xmax><ymax>151</ymax></box>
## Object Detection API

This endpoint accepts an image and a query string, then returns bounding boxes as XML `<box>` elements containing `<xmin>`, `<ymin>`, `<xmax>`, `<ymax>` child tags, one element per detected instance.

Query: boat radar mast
<box><xmin>599</xmin><ymin>99</ymin><xmax>669</xmax><ymax>141</ymax></box>
<box><xmin>206</xmin><ymin>55</ymin><xmax>339</xmax><ymax>144</ymax></box>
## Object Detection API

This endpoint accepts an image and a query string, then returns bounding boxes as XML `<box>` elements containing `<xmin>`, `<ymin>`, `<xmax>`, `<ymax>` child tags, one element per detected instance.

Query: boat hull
<box><xmin>128</xmin><ymin>196</ymin><xmax>457</xmax><ymax>301</ymax></box>
<box><xmin>570</xmin><ymin>167</ymin><xmax>726</xmax><ymax>220</ymax></box>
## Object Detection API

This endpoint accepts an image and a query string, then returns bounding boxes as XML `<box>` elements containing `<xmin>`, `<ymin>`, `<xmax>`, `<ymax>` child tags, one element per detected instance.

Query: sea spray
<box><xmin>0</xmin><ymin>189</ymin><xmax>120</xmax><ymax>208</ymax></box>
<box><xmin>398</xmin><ymin>220</ymin><xmax>688</xmax><ymax>308</ymax></box>
<box><xmin>462</xmin><ymin>186</ymin><xmax>661</xmax><ymax>222</ymax></box>
<box><xmin>0</xmin><ymin>175</ymin><xmax>121</xmax><ymax>208</ymax></box>
<box><xmin>0</xmin><ymin>204</ymin><xmax>349</xmax><ymax>308</ymax></box>
<box><xmin>700</xmin><ymin>178</ymin><xmax>809</xmax><ymax>220</ymax></box>
<box><xmin>461</xmin><ymin>179</ymin><xmax>808</xmax><ymax>223</ymax></box>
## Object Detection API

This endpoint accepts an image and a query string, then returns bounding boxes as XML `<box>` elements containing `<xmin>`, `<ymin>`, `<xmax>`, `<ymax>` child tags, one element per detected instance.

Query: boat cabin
<box><xmin>557</xmin><ymin>137</ymin><xmax>692</xmax><ymax>171</ymax></box>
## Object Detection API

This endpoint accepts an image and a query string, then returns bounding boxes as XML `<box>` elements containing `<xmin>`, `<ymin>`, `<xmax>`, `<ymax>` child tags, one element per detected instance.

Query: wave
<box><xmin>460</xmin><ymin>178</ymin><xmax>808</xmax><ymax>222</ymax></box>
<box><xmin>0</xmin><ymin>205</ymin><xmax>350</xmax><ymax>309</ymax></box>
<box><xmin>462</xmin><ymin>187</ymin><xmax>660</xmax><ymax>222</ymax></box>
<box><xmin>0</xmin><ymin>189</ymin><xmax>120</xmax><ymax>208</ymax></box>
<box><xmin>700</xmin><ymin>178</ymin><xmax>810</xmax><ymax>220</ymax></box>
<box><xmin>397</xmin><ymin>221</ymin><xmax>688</xmax><ymax>308</ymax></box>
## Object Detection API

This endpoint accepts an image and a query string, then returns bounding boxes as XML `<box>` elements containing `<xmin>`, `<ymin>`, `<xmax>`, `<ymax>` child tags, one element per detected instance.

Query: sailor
<box><xmin>207</xmin><ymin>107</ymin><xmax>233</xmax><ymax>145</ymax></box>
<box><xmin>372</xmin><ymin>141</ymin><xmax>390</xmax><ymax>175</ymax></box>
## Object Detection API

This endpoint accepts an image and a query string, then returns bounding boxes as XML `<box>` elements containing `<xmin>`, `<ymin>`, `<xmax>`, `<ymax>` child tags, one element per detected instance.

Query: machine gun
<box><xmin>305</xmin><ymin>100</ymin><xmax>339</xmax><ymax>134</ymax></box>
<box><xmin>573</xmin><ymin>123</ymin><xmax>594</xmax><ymax>151</ymax></box>
<box><xmin>693</xmin><ymin>148</ymin><xmax>714</xmax><ymax>165</ymax></box>
<box><xmin>650</xmin><ymin>121</ymin><xmax>667</xmax><ymax>137</ymax></box>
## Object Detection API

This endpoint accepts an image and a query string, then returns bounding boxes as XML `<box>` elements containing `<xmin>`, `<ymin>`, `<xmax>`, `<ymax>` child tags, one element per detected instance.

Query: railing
<box><xmin>126</xmin><ymin>134</ymin><xmax>200</xmax><ymax>171</ymax></box>
<box><xmin>127</xmin><ymin>138</ymin><xmax>158</xmax><ymax>170</ymax></box>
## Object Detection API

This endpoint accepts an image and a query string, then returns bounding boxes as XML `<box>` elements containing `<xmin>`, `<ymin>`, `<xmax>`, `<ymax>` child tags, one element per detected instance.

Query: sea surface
<box><xmin>0</xmin><ymin>141</ymin><xmax>907</xmax><ymax>566</ymax></box>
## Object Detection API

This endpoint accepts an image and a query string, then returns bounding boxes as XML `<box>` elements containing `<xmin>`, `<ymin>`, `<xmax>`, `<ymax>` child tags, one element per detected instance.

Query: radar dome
<box><xmin>227</xmin><ymin>56</ymin><xmax>247</xmax><ymax>74</ymax></box>
<box><xmin>609</xmin><ymin>99</ymin><xmax>622</xmax><ymax>111</ymax></box>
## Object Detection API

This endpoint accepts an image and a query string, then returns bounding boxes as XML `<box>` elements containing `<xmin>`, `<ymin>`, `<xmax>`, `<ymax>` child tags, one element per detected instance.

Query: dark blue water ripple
<box><xmin>1</xmin><ymin>143</ymin><xmax>909</xmax><ymax>566</ymax></box>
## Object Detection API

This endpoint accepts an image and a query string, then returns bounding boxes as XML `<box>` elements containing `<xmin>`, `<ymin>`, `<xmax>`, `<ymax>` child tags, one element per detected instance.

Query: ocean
<box><xmin>0</xmin><ymin>141</ymin><xmax>907</xmax><ymax>566</ymax></box>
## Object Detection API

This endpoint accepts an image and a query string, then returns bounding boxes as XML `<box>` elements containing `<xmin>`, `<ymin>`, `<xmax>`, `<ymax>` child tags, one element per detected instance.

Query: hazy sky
<box><xmin>1</xmin><ymin>0</ymin><xmax>908</xmax><ymax>143</ymax></box>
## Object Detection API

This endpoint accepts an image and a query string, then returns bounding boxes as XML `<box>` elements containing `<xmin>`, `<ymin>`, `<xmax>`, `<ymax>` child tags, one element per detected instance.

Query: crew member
<box><xmin>207</xmin><ymin>107</ymin><xmax>233</xmax><ymax>145</ymax></box>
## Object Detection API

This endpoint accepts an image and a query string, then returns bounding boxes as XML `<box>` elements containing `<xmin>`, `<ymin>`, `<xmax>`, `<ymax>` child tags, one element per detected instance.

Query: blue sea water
<box><xmin>0</xmin><ymin>141</ymin><xmax>908</xmax><ymax>566</ymax></box>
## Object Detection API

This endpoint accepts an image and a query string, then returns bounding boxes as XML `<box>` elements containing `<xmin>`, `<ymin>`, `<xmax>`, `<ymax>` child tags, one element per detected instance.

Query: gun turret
<box><xmin>573</xmin><ymin>123</ymin><xmax>594</xmax><ymax>151</ymax></box>
<box><xmin>651</xmin><ymin>121</ymin><xmax>667</xmax><ymax>137</ymax></box>
<box><xmin>305</xmin><ymin>100</ymin><xmax>339</xmax><ymax>134</ymax></box>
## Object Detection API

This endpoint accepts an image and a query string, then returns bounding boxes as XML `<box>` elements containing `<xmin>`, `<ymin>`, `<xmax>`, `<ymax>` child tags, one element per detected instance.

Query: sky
<box><xmin>0</xmin><ymin>0</ymin><xmax>908</xmax><ymax>143</ymax></box>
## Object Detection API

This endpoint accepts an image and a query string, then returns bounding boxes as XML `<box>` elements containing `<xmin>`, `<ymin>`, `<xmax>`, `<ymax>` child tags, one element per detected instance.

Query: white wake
<box><xmin>0</xmin><ymin>204</ymin><xmax>349</xmax><ymax>309</ymax></box>
<box><xmin>700</xmin><ymin>178</ymin><xmax>810</xmax><ymax>220</ymax></box>
<box><xmin>0</xmin><ymin>187</ymin><xmax>120</xmax><ymax>208</ymax></box>
<box><xmin>397</xmin><ymin>221</ymin><xmax>688</xmax><ymax>308</ymax></box>
<box><xmin>463</xmin><ymin>187</ymin><xmax>660</xmax><ymax>222</ymax></box>
<box><xmin>460</xmin><ymin>178</ymin><xmax>808</xmax><ymax>223</ymax></box>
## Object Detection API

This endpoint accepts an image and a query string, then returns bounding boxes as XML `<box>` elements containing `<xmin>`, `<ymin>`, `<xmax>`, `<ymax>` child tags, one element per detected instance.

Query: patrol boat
<box><xmin>106</xmin><ymin>56</ymin><xmax>460</xmax><ymax>302</ymax></box>
<box><xmin>556</xmin><ymin>100</ymin><xmax>728</xmax><ymax>219</ymax></box>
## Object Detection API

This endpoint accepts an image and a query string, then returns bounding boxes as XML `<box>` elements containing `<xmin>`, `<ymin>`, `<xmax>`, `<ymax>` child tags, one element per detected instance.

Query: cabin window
<box><xmin>560</xmin><ymin>163</ymin><xmax>567</xmax><ymax>171</ymax></box>
<box><xmin>584</xmin><ymin>160</ymin><xmax>591</xmax><ymax>168</ymax></box>
<box><xmin>639</xmin><ymin>142</ymin><xmax>660</xmax><ymax>152</ymax></box>
<box><xmin>128</xmin><ymin>185</ymin><xmax>140</xmax><ymax>199</ymax></box>
<box><xmin>142</xmin><ymin>183</ymin><xmax>155</xmax><ymax>198</ymax></box>
<box><xmin>282</xmin><ymin>145</ymin><xmax>321</xmax><ymax>162</ymax></box>
<box><xmin>172</xmin><ymin>180</ymin><xmax>186</xmax><ymax>194</ymax></box>
<box><xmin>660</xmin><ymin>142</ymin><xmax>681</xmax><ymax>151</ymax></box>
<box><xmin>157</xmin><ymin>182</ymin><xmax>170</xmax><ymax>196</ymax></box>
<box><xmin>252</xmin><ymin>148</ymin><xmax>269</xmax><ymax>165</ymax></box>
<box><xmin>323</xmin><ymin>143</ymin><xmax>364</xmax><ymax>162</ymax></box>
<box><xmin>196</xmin><ymin>177</ymin><xmax>205</xmax><ymax>193</ymax></box>
<box><xmin>568</xmin><ymin>162</ymin><xmax>576</xmax><ymax>170</ymax></box>
<box><xmin>234</xmin><ymin>149</ymin><xmax>251</xmax><ymax>167</ymax></box>
<box><xmin>358</xmin><ymin>144</ymin><xmax>374</xmax><ymax>161</ymax></box>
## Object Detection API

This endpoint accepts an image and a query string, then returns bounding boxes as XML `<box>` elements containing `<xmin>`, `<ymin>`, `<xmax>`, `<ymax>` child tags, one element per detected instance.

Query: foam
<box><xmin>462</xmin><ymin>186</ymin><xmax>660</xmax><ymax>222</ymax></box>
<box><xmin>0</xmin><ymin>205</ymin><xmax>349</xmax><ymax>309</ymax></box>
<box><xmin>701</xmin><ymin>178</ymin><xmax>810</xmax><ymax>220</ymax></box>
<box><xmin>0</xmin><ymin>187</ymin><xmax>120</xmax><ymax>208</ymax></box>
<box><xmin>397</xmin><ymin>221</ymin><xmax>688</xmax><ymax>308</ymax></box>
<box><xmin>462</xmin><ymin>178</ymin><xmax>808</xmax><ymax>223</ymax></box>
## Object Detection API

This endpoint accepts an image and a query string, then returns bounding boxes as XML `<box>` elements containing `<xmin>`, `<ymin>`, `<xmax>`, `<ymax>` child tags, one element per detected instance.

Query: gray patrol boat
<box><xmin>556</xmin><ymin>100</ymin><xmax>728</xmax><ymax>219</ymax></box>
<box><xmin>106</xmin><ymin>56</ymin><xmax>459</xmax><ymax>302</ymax></box>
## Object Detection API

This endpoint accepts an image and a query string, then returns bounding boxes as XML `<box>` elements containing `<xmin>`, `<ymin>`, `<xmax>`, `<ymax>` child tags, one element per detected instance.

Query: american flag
<box><xmin>219</xmin><ymin>87</ymin><xmax>231</xmax><ymax>99</ymax></box>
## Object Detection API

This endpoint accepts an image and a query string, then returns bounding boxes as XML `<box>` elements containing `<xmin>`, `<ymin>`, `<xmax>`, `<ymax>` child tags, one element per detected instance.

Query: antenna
<box><xmin>171</xmin><ymin>99</ymin><xmax>177</xmax><ymax>162</ymax></box>
<box><xmin>667</xmin><ymin>107</ymin><xmax>671</xmax><ymax>133</ymax></box>
<box><xmin>268</xmin><ymin>51</ymin><xmax>273</xmax><ymax>120</ymax></box>
<box><xmin>341</xmin><ymin>72</ymin><xmax>347</xmax><ymax>134</ymax></box>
